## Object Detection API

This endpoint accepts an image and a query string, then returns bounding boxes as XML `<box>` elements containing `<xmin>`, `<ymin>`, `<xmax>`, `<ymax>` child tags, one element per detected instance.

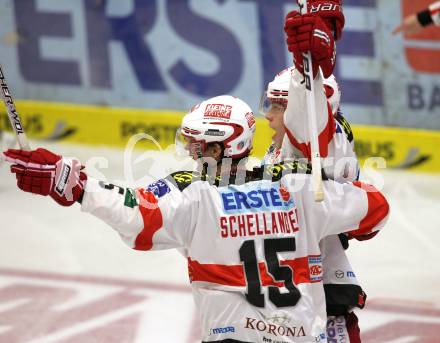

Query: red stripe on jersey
<box><xmin>348</xmin><ymin>182</ymin><xmax>389</xmax><ymax>238</ymax></box>
<box><xmin>281</xmin><ymin>257</ymin><xmax>314</xmax><ymax>285</ymax></box>
<box><xmin>134</xmin><ymin>189</ymin><xmax>163</xmax><ymax>251</ymax></box>
<box><xmin>270</xmin><ymin>91</ymin><xmax>289</xmax><ymax>96</ymax></box>
<box><xmin>431</xmin><ymin>8</ymin><xmax>440</xmax><ymax>16</ymax></box>
<box><xmin>187</xmin><ymin>256</ymin><xmax>320</xmax><ymax>287</ymax></box>
<box><xmin>284</xmin><ymin>103</ymin><xmax>336</xmax><ymax>159</ymax></box>
<box><xmin>188</xmin><ymin>258</ymin><xmax>245</xmax><ymax>286</ymax></box>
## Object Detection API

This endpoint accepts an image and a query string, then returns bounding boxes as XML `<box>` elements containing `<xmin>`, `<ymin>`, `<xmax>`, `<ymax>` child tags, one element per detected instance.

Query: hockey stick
<box><xmin>0</xmin><ymin>64</ymin><xmax>30</xmax><ymax>151</ymax></box>
<box><xmin>297</xmin><ymin>0</ymin><xmax>324</xmax><ymax>202</ymax></box>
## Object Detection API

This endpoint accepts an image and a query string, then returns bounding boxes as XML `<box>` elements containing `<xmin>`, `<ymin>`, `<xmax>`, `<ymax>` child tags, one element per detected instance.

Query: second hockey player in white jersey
<box><xmin>260</xmin><ymin>67</ymin><xmax>355</xmax><ymax>181</ymax></box>
<box><xmin>3</xmin><ymin>95</ymin><xmax>389</xmax><ymax>343</ymax></box>
<box><xmin>267</xmin><ymin>0</ymin><xmax>374</xmax><ymax>340</ymax></box>
<box><xmin>260</xmin><ymin>67</ymin><xmax>366</xmax><ymax>342</ymax></box>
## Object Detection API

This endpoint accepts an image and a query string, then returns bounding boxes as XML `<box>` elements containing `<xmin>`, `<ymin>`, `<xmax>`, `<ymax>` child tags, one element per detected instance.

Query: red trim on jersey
<box><xmin>348</xmin><ymin>182</ymin><xmax>389</xmax><ymax>238</ymax></box>
<box><xmin>188</xmin><ymin>258</ymin><xmax>245</xmax><ymax>286</ymax></box>
<box><xmin>134</xmin><ymin>189</ymin><xmax>163</xmax><ymax>251</ymax></box>
<box><xmin>431</xmin><ymin>7</ymin><xmax>440</xmax><ymax>16</ymax></box>
<box><xmin>187</xmin><ymin>255</ymin><xmax>321</xmax><ymax>287</ymax></box>
<box><xmin>284</xmin><ymin>103</ymin><xmax>336</xmax><ymax>159</ymax></box>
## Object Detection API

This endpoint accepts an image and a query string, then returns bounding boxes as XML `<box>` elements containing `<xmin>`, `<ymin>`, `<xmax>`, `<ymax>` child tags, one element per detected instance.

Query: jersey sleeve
<box><xmin>322</xmin><ymin>180</ymin><xmax>389</xmax><ymax>240</ymax></box>
<box><xmin>80</xmin><ymin>177</ymin><xmax>198</xmax><ymax>251</ymax></box>
<box><xmin>430</xmin><ymin>1</ymin><xmax>440</xmax><ymax>25</ymax></box>
<box><xmin>283</xmin><ymin>176</ymin><xmax>389</xmax><ymax>241</ymax></box>
<box><xmin>282</xmin><ymin>68</ymin><xmax>336</xmax><ymax>159</ymax></box>
<box><xmin>418</xmin><ymin>2</ymin><xmax>440</xmax><ymax>26</ymax></box>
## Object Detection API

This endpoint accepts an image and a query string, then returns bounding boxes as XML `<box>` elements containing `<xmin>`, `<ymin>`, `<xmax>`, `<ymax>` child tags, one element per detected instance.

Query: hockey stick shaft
<box><xmin>0</xmin><ymin>64</ymin><xmax>30</xmax><ymax>151</ymax></box>
<box><xmin>297</xmin><ymin>0</ymin><xmax>324</xmax><ymax>202</ymax></box>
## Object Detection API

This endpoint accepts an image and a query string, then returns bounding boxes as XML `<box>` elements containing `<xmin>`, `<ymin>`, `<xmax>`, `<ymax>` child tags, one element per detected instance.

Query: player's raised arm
<box><xmin>304</xmin><ymin>0</ymin><xmax>345</xmax><ymax>41</ymax></box>
<box><xmin>430</xmin><ymin>1</ymin><xmax>440</xmax><ymax>25</ymax></box>
<box><xmin>285</xmin><ymin>0</ymin><xmax>344</xmax><ymax>79</ymax></box>
<box><xmin>282</xmin><ymin>1</ymin><xmax>343</xmax><ymax>162</ymax></box>
<box><xmin>282</xmin><ymin>68</ymin><xmax>335</xmax><ymax>160</ymax></box>
<box><xmin>393</xmin><ymin>1</ymin><xmax>440</xmax><ymax>35</ymax></box>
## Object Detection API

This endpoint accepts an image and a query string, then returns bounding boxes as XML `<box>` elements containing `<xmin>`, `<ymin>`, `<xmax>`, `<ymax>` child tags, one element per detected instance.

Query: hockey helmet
<box><xmin>259</xmin><ymin>67</ymin><xmax>293</xmax><ymax>116</ymax></box>
<box><xmin>176</xmin><ymin>95</ymin><xmax>256</xmax><ymax>159</ymax></box>
<box><xmin>260</xmin><ymin>66</ymin><xmax>341</xmax><ymax>116</ymax></box>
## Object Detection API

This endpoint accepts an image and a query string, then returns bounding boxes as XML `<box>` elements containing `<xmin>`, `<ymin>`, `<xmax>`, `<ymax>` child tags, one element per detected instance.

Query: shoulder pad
<box><xmin>165</xmin><ymin>170</ymin><xmax>203</xmax><ymax>192</ymax></box>
<box><xmin>252</xmin><ymin>160</ymin><xmax>328</xmax><ymax>182</ymax></box>
<box><xmin>266</xmin><ymin>161</ymin><xmax>312</xmax><ymax>180</ymax></box>
<box><xmin>335</xmin><ymin>112</ymin><xmax>354</xmax><ymax>143</ymax></box>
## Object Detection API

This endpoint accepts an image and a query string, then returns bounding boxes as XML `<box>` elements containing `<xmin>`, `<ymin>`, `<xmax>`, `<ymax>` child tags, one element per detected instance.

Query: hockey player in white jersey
<box><xmin>261</xmin><ymin>67</ymin><xmax>364</xmax><ymax>342</ymax></box>
<box><xmin>3</xmin><ymin>94</ymin><xmax>389</xmax><ymax>343</ymax></box>
<box><xmin>280</xmin><ymin>1</ymin><xmax>374</xmax><ymax>341</ymax></box>
<box><xmin>260</xmin><ymin>67</ymin><xmax>352</xmax><ymax>176</ymax></box>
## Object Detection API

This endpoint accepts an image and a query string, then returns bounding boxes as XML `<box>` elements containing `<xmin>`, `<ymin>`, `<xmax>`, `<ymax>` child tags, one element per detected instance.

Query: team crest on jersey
<box><xmin>204</xmin><ymin>104</ymin><xmax>232</xmax><ymax>119</ymax></box>
<box><xmin>145</xmin><ymin>179</ymin><xmax>170</xmax><ymax>199</ymax></box>
<box><xmin>279</xmin><ymin>186</ymin><xmax>290</xmax><ymax>202</ymax></box>
<box><xmin>308</xmin><ymin>256</ymin><xmax>323</xmax><ymax>282</ymax></box>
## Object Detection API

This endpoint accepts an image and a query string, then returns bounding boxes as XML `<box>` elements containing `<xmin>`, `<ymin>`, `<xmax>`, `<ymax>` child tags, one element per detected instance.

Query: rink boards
<box><xmin>1</xmin><ymin>100</ymin><xmax>440</xmax><ymax>173</ymax></box>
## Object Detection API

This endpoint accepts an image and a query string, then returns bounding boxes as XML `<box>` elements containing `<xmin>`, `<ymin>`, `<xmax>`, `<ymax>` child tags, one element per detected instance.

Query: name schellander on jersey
<box><xmin>219</xmin><ymin>183</ymin><xmax>299</xmax><ymax>239</ymax></box>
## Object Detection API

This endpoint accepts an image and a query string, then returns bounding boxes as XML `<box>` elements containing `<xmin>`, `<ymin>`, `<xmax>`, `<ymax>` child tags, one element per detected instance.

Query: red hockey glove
<box><xmin>3</xmin><ymin>148</ymin><xmax>87</xmax><ymax>206</ymax></box>
<box><xmin>285</xmin><ymin>12</ymin><xmax>336</xmax><ymax>78</ymax></box>
<box><xmin>307</xmin><ymin>0</ymin><xmax>345</xmax><ymax>40</ymax></box>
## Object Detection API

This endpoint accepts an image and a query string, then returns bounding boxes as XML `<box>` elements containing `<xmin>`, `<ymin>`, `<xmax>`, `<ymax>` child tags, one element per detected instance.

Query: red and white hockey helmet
<box><xmin>177</xmin><ymin>95</ymin><xmax>256</xmax><ymax>159</ymax></box>
<box><xmin>259</xmin><ymin>67</ymin><xmax>293</xmax><ymax>115</ymax></box>
<box><xmin>260</xmin><ymin>66</ymin><xmax>341</xmax><ymax>115</ymax></box>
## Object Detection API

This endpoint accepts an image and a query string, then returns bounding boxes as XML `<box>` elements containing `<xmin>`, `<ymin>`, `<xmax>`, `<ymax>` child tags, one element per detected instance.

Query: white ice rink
<box><xmin>0</xmin><ymin>139</ymin><xmax>439</xmax><ymax>342</ymax></box>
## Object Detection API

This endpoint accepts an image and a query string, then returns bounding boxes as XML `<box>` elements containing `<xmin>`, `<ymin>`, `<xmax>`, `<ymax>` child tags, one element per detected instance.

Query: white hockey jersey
<box><xmin>81</xmin><ymin>165</ymin><xmax>389</xmax><ymax>343</ymax></box>
<box><xmin>278</xmin><ymin>68</ymin><xmax>366</xmax><ymax>320</ymax></box>
<box><xmin>430</xmin><ymin>1</ymin><xmax>440</xmax><ymax>25</ymax></box>
<box><xmin>281</xmin><ymin>69</ymin><xmax>359</xmax><ymax>184</ymax></box>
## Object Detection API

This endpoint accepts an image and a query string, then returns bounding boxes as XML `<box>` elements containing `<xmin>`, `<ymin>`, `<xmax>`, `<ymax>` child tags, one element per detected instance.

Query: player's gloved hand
<box><xmin>2</xmin><ymin>148</ymin><xmax>87</xmax><ymax>206</ymax></box>
<box><xmin>284</xmin><ymin>12</ymin><xmax>336</xmax><ymax>78</ymax></box>
<box><xmin>306</xmin><ymin>0</ymin><xmax>345</xmax><ymax>40</ymax></box>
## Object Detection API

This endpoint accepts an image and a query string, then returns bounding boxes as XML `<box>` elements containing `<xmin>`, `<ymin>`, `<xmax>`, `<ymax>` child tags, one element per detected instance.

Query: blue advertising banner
<box><xmin>0</xmin><ymin>0</ymin><xmax>439</xmax><ymax>128</ymax></box>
